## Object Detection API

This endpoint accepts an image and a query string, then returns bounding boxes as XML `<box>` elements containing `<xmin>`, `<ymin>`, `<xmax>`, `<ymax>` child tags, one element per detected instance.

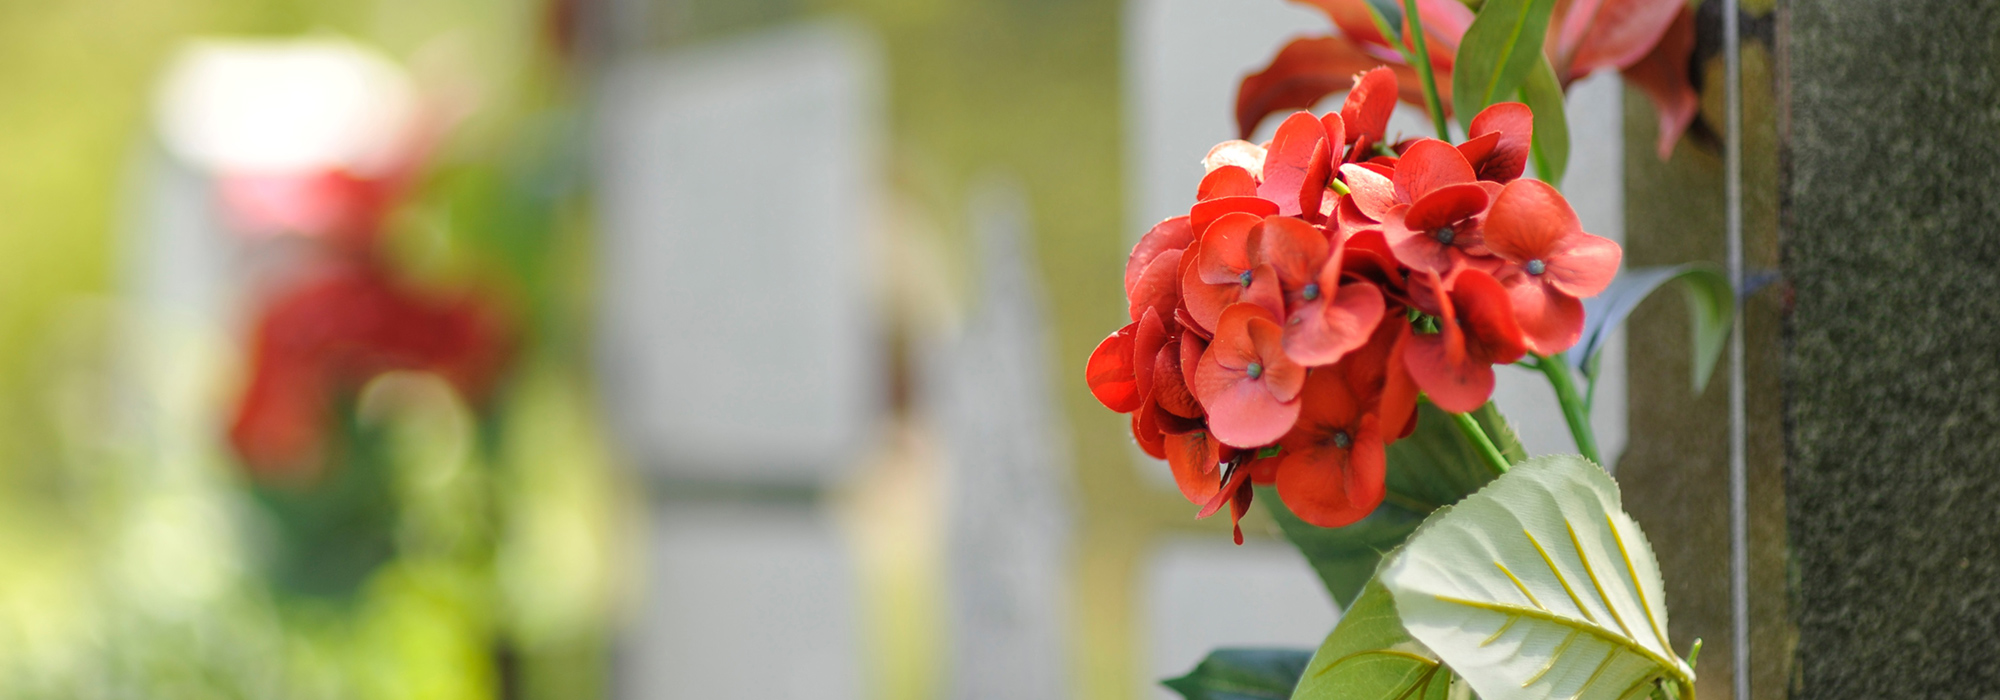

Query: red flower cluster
<box><xmin>1088</xmin><ymin>69</ymin><xmax>1619</xmax><ymax>541</ymax></box>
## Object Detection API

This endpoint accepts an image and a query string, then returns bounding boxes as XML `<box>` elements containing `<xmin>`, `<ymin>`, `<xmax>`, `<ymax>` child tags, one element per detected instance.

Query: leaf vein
<box><xmin>1526</xmin><ymin>528</ymin><xmax>1603</xmax><ymax>626</ymax></box>
<box><xmin>1568</xmin><ymin>520</ymin><xmax>1643</xmax><ymax>645</ymax></box>
<box><xmin>1522</xmin><ymin>628</ymin><xmax>1578</xmax><ymax>688</ymax></box>
<box><xmin>1607</xmin><ymin>513</ymin><xmax>1677</xmax><ymax>658</ymax></box>
<box><xmin>1425</xmin><ymin>594</ymin><xmax>1689</xmax><ymax>684</ymax></box>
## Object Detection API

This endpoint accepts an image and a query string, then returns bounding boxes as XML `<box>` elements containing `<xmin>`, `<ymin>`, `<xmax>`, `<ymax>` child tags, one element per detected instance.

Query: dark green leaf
<box><xmin>1262</xmin><ymin>403</ymin><xmax>1521</xmax><ymax>609</ymax></box>
<box><xmin>1519</xmin><ymin>55</ymin><xmax>1569</xmax><ymax>185</ymax></box>
<box><xmin>1450</xmin><ymin>0</ymin><xmax>1558</xmax><ymax>130</ymax></box>
<box><xmin>1568</xmin><ymin>264</ymin><xmax>1733</xmax><ymax>393</ymax></box>
<box><xmin>1163</xmin><ymin>648</ymin><xmax>1316</xmax><ymax>700</ymax></box>
<box><xmin>1359</xmin><ymin>0</ymin><xmax>1404</xmax><ymax>43</ymax></box>
<box><xmin>1290</xmin><ymin>582</ymin><xmax>1454</xmax><ymax>700</ymax></box>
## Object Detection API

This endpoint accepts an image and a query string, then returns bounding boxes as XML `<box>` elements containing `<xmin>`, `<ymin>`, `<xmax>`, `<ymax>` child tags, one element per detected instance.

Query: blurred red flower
<box><xmin>231</xmin><ymin>262</ymin><xmax>510</xmax><ymax>479</ymax></box>
<box><xmin>1235</xmin><ymin>0</ymin><xmax>1698</xmax><ymax>159</ymax></box>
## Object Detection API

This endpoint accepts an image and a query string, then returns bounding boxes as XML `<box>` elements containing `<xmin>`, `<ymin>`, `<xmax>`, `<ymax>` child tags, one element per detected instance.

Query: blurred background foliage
<box><xmin>0</xmin><ymin>0</ymin><xmax>623</xmax><ymax>697</ymax></box>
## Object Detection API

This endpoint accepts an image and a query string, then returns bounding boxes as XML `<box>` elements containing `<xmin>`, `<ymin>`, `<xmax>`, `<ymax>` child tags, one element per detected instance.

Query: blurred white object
<box><xmin>1144</xmin><ymin>538</ymin><xmax>1337</xmax><ymax>699</ymax></box>
<box><xmin>929</xmin><ymin>178</ymin><xmax>1073</xmax><ymax>699</ymax></box>
<box><xmin>156</xmin><ymin>38</ymin><xmax>416</xmax><ymax>176</ymax></box>
<box><xmin>594</xmin><ymin>22</ymin><xmax>884</xmax><ymax>485</ymax></box>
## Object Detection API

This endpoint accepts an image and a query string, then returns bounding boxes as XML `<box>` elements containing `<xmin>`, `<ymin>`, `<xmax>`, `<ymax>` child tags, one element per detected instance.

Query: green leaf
<box><xmin>1450</xmin><ymin>0</ymin><xmax>1558</xmax><ymax>131</ymax></box>
<box><xmin>1163</xmin><ymin>648</ymin><xmax>1316</xmax><ymax>700</ymax></box>
<box><xmin>1380</xmin><ymin>456</ymin><xmax>1696</xmax><ymax>700</ymax></box>
<box><xmin>1359</xmin><ymin>0</ymin><xmax>1405</xmax><ymax>43</ymax></box>
<box><xmin>1291</xmin><ymin>581</ymin><xmax>1455</xmax><ymax>700</ymax></box>
<box><xmin>1263</xmin><ymin>403</ymin><xmax>1523</xmax><ymax>609</ymax></box>
<box><xmin>1519</xmin><ymin>56</ymin><xmax>1569</xmax><ymax>185</ymax></box>
<box><xmin>1569</xmin><ymin>264</ymin><xmax>1734</xmax><ymax>394</ymax></box>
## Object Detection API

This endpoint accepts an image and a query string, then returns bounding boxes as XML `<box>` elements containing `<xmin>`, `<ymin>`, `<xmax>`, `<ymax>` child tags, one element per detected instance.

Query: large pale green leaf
<box><xmin>1518</xmin><ymin>56</ymin><xmax>1569</xmax><ymax>185</ymax></box>
<box><xmin>1380</xmin><ymin>456</ymin><xmax>1696</xmax><ymax>700</ymax></box>
<box><xmin>1163</xmin><ymin>648</ymin><xmax>1316</xmax><ymax>700</ymax></box>
<box><xmin>1291</xmin><ymin>581</ymin><xmax>1455</xmax><ymax>700</ymax></box>
<box><xmin>1264</xmin><ymin>403</ymin><xmax>1523</xmax><ymax>609</ymax></box>
<box><xmin>1569</xmin><ymin>265</ymin><xmax>1733</xmax><ymax>394</ymax></box>
<box><xmin>1451</xmin><ymin>0</ymin><xmax>1558</xmax><ymax>130</ymax></box>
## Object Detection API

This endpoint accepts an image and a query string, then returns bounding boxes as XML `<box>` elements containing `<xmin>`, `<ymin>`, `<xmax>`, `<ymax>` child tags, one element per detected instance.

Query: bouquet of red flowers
<box><xmin>1104</xmin><ymin>3</ymin><xmax>1726</xmax><ymax>696</ymax></box>
<box><xmin>1090</xmin><ymin>68</ymin><xmax>1619</xmax><ymax>541</ymax></box>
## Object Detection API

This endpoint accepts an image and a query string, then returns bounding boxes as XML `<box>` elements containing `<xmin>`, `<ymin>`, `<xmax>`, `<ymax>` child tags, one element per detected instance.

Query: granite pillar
<box><xmin>1783</xmin><ymin>1</ymin><xmax>2000</xmax><ymax>697</ymax></box>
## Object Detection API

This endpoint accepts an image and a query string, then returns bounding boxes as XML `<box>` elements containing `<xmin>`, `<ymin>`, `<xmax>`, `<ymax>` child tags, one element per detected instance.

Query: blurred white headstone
<box><xmin>619</xmin><ymin>501</ymin><xmax>864</xmax><ymax>700</ymax></box>
<box><xmin>595</xmin><ymin>21</ymin><xmax>885</xmax><ymax>485</ymax></box>
<box><xmin>925</xmin><ymin>179</ymin><xmax>1073</xmax><ymax>699</ymax></box>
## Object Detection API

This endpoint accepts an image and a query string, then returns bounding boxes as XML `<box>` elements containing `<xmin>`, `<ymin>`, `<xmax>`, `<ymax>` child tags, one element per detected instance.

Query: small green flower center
<box><xmin>1433</xmin><ymin>226</ymin><xmax>1456</xmax><ymax>245</ymax></box>
<box><xmin>1302</xmin><ymin>283</ymin><xmax>1320</xmax><ymax>301</ymax></box>
<box><xmin>1245</xmin><ymin>362</ymin><xmax>1263</xmax><ymax>379</ymax></box>
<box><xmin>1526</xmin><ymin>259</ymin><xmax>1547</xmax><ymax>275</ymax></box>
<box><xmin>1332</xmin><ymin>430</ymin><xmax>1352</xmax><ymax>449</ymax></box>
<box><xmin>1238</xmin><ymin>270</ymin><xmax>1253</xmax><ymax>287</ymax></box>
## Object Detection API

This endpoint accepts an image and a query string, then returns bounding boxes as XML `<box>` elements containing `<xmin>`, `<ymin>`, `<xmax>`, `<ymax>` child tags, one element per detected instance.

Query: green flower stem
<box><xmin>1402</xmin><ymin>0</ymin><xmax>1452</xmax><ymax>141</ymax></box>
<box><xmin>1535</xmin><ymin>352</ymin><xmax>1602</xmax><ymax>465</ymax></box>
<box><xmin>1451</xmin><ymin>410</ymin><xmax>1511</xmax><ymax>477</ymax></box>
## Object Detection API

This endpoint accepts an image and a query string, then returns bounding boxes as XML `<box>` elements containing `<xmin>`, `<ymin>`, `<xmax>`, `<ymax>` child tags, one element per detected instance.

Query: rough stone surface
<box><xmin>1784</xmin><ymin>1</ymin><xmax>2000</xmax><ymax>697</ymax></box>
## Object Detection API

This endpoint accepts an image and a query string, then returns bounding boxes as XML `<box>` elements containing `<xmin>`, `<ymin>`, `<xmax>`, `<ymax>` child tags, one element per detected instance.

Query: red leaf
<box><xmin>1619</xmin><ymin>5</ymin><xmax>1698</xmax><ymax>160</ymax></box>
<box><xmin>1235</xmin><ymin>36</ymin><xmax>1383</xmax><ymax>140</ymax></box>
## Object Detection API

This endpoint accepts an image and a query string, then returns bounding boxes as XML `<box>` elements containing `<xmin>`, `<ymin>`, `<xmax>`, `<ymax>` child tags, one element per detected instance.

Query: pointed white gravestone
<box><xmin>924</xmin><ymin>179</ymin><xmax>1074</xmax><ymax>699</ymax></box>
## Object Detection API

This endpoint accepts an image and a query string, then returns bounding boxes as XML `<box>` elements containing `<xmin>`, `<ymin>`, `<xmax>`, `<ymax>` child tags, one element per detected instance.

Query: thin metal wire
<box><xmin>1723</xmin><ymin>0</ymin><xmax>1749</xmax><ymax>697</ymax></box>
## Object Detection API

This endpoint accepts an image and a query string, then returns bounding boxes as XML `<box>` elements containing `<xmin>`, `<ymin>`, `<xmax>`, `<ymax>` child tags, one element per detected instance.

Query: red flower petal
<box><xmin>1185</xmin><ymin>215</ymin><xmax>1288</xmax><ymax>333</ymax></box>
<box><xmin>1296</xmin><ymin>0</ymin><xmax>1396</xmax><ymax>52</ymax></box>
<box><xmin>1341</xmin><ymin>67</ymin><xmax>1401</xmax><ymax>152</ymax></box>
<box><xmin>1393</xmin><ymin>139</ymin><xmax>1478</xmax><ymax>204</ymax></box>
<box><xmin>1340</xmin><ymin>163</ymin><xmax>1398</xmax><ymax>221</ymax></box>
<box><xmin>1451</xmin><ymin>268</ymin><xmax>1529</xmax><ymax>366</ymax></box>
<box><xmin>1193</xmin><ymin>304</ymin><xmax>1305</xmax><ymax>448</ymax></box>
<box><xmin>1404</xmin><ymin>325</ymin><xmax>1495</xmax><ymax>413</ymax></box>
<box><xmin>1132</xmin><ymin>412</ymin><xmax>1166</xmax><ymax>459</ymax></box>
<box><xmin>1257</xmin><ymin>216</ymin><xmax>1331</xmax><ymax>293</ymax></box>
<box><xmin>1403</xmin><ymin>182</ymin><xmax>1490</xmax><ymax>232</ymax></box>
<box><xmin>1198</xmin><ymin>212</ymin><xmax>1263</xmax><ymax>285</ymax></box>
<box><xmin>1260</xmin><ymin>112</ymin><xmax>1331</xmax><ymax>217</ymax></box>
<box><xmin>1087</xmin><ymin>323</ymin><xmax>1143</xmax><ymax>412</ymax></box>
<box><xmin>1127</xmin><ymin>216</ymin><xmax>1195</xmax><ymax>297</ymax></box>
<box><xmin>1404</xmin><ymin>270</ymin><xmax>1524</xmax><ymax>412</ymax></box>
<box><xmin>1166</xmin><ymin>430</ymin><xmax>1224</xmax><ymax>504</ymax></box>
<box><xmin>1132</xmin><ymin>309</ymin><xmax>1171</xmax><ymax>400</ymax></box>
<box><xmin>1556</xmin><ymin>0</ymin><xmax>1683</xmax><ymax>79</ymax></box>
<box><xmin>1318</xmin><ymin>113</ymin><xmax>1348</xmax><ymax>165</ymax></box>
<box><xmin>1282</xmin><ymin>420</ymin><xmax>1385</xmax><ymax>528</ymax></box>
<box><xmin>1464</xmin><ymin>102</ymin><xmax>1533</xmax><ymax>183</ymax></box>
<box><xmin>1155</xmin><ymin>338</ymin><xmax>1205</xmax><ymax>419</ymax></box>
<box><xmin>1483</xmin><ymin>179</ymin><xmax>1580</xmax><ymax>262</ymax></box>
<box><xmin>1546</xmin><ymin>231</ymin><xmax>1622</xmax><ymax>299</ymax></box>
<box><xmin>1234</xmin><ymin>36</ymin><xmax>1380</xmax><ymax>140</ymax></box>
<box><xmin>1190</xmin><ymin>196</ymin><xmax>1280</xmax><ymax>239</ymax></box>
<box><xmin>1285</xmin><ymin>280</ymin><xmax>1387</xmax><ymax>367</ymax></box>
<box><xmin>1199</xmin><ymin>165</ymin><xmax>1261</xmax><ymax>201</ymax></box>
<box><xmin>1379</xmin><ymin>323</ymin><xmax>1421</xmax><ymax>441</ymax></box>
<box><xmin>1619</xmin><ymin>5</ymin><xmax>1698</xmax><ymax>159</ymax></box>
<box><xmin>1129</xmin><ymin>247</ymin><xmax>1184</xmax><ymax>323</ymax></box>
<box><xmin>1507</xmin><ymin>277</ymin><xmax>1587</xmax><ymax>355</ymax></box>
